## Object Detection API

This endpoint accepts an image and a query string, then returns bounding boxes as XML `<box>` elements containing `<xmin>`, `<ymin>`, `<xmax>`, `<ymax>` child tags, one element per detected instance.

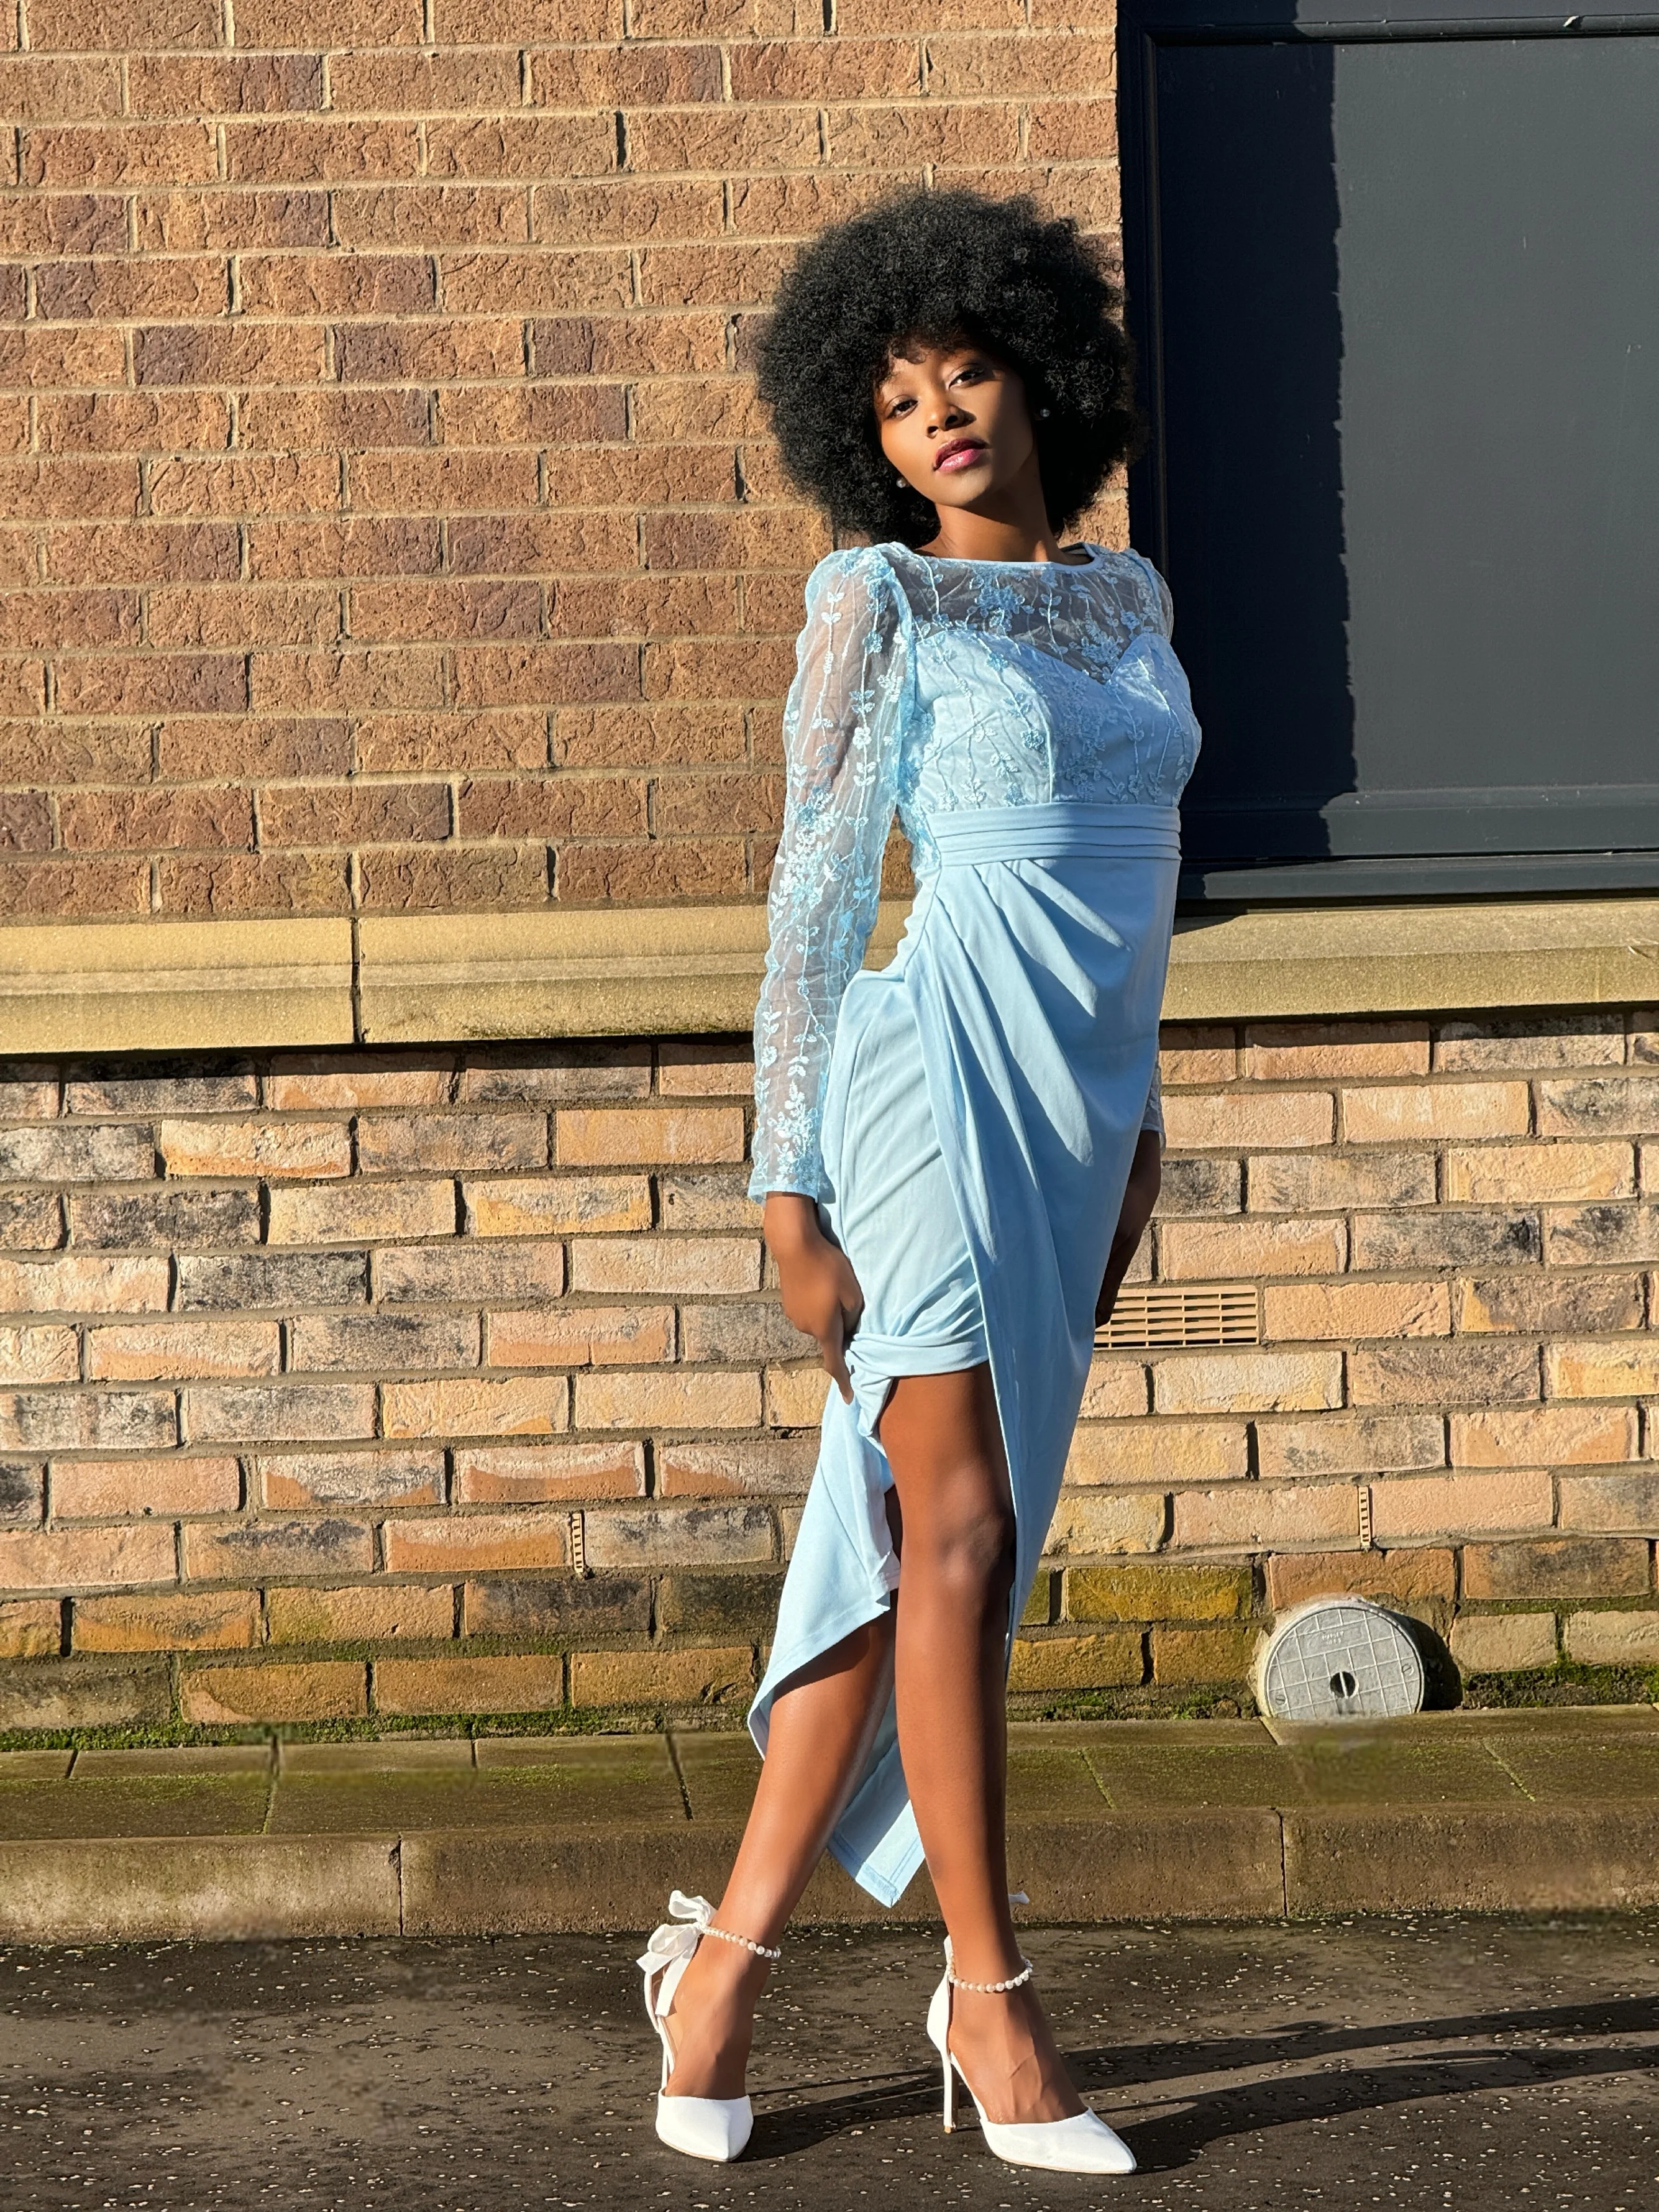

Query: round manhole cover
<box><xmin>1256</xmin><ymin>1597</ymin><xmax>1425</xmax><ymax>1722</ymax></box>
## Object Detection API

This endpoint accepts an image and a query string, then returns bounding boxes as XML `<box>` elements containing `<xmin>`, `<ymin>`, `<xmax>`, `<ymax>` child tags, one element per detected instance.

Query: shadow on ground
<box><xmin>2</xmin><ymin>1917</ymin><xmax>1656</xmax><ymax>2208</ymax></box>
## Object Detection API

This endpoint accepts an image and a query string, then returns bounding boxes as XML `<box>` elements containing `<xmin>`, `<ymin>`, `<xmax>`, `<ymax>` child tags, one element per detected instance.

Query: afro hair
<box><xmin>755</xmin><ymin>187</ymin><xmax>1141</xmax><ymax>550</ymax></box>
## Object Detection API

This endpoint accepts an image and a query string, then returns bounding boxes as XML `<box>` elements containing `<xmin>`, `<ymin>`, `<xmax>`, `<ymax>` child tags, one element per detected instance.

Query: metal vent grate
<box><xmin>1096</xmin><ymin>1283</ymin><xmax>1260</xmax><ymax>1351</ymax></box>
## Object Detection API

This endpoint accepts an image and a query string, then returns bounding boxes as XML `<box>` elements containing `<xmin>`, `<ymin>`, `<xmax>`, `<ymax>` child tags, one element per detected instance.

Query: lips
<box><xmin>933</xmin><ymin>437</ymin><xmax>986</xmax><ymax>472</ymax></box>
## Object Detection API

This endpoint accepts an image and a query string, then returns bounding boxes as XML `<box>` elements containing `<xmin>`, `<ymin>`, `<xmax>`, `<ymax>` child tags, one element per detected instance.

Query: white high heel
<box><xmin>925</xmin><ymin>1938</ymin><xmax>1136</xmax><ymax>2175</ymax></box>
<box><xmin>636</xmin><ymin>1890</ymin><xmax>780</xmax><ymax>2164</ymax></box>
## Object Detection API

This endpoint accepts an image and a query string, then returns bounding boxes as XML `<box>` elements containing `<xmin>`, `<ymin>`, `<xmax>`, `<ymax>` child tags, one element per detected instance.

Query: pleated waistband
<box><xmin>923</xmin><ymin>800</ymin><xmax>1181</xmax><ymax>865</ymax></box>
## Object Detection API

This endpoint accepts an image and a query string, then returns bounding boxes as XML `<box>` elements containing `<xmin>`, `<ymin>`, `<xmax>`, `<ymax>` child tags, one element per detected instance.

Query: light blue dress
<box><xmin>746</xmin><ymin>540</ymin><xmax>1202</xmax><ymax>1906</ymax></box>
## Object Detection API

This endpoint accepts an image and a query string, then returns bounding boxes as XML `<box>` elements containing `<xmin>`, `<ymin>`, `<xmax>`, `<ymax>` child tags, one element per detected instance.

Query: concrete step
<box><xmin>1</xmin><ymin>1708</ymin><xmax>1656</xmax><ymax>1942</ymax></box>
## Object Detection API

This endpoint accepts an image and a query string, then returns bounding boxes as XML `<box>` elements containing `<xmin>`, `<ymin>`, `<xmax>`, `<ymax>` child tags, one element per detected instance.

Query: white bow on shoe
<box><xmin>638</xmin><ymin>1892</ymin><xmax>776</xmax><ymax>2164</ymax></box>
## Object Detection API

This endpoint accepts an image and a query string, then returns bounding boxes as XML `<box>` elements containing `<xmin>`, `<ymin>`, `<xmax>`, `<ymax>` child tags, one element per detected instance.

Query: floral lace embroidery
<box><xmin>750</xmin><ymin>542</ymin><xmax>1198</xmax><ymax>1199</ymax></box>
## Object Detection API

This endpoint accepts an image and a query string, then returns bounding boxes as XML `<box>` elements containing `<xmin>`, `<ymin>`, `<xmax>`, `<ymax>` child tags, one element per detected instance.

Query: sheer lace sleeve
<box><xmin>749</xmin><ymin>548</ymin><xmax>913</xmax><ymax>1201</ymax></box>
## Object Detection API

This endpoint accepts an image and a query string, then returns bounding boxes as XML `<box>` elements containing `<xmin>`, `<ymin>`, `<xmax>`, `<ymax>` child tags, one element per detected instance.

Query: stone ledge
<box><xmin>0</xmin><ymin>917</ymin><xmax>354</xmax><ymax>1057</ymax></box>
<box><xmin>0</xmin><ymin>897</ymin><xmax>1655</xmax><ymax>1057</ymax></box>
<box><xmin>0</xmin><ymin>1711</ymin><xmax>1654</xmax><ymax>1938</ymax></box>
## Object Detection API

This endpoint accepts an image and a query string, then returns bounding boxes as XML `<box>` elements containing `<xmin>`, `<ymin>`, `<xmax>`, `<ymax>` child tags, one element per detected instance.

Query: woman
<box><xmin>637</xmin><ymin>188</ymin><xmax>1201</xmax><ymax>2173</ymax></box>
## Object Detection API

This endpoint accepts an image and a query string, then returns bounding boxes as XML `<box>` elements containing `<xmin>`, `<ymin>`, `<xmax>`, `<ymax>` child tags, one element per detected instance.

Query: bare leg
<box><xmin>661</xmin><ymin>1611</ymin><xmax>894</xmax><ymax>2100</ymax></box>
<box><xmin>880</xmin><ymin>1363</ymin><xmax>1084</xmax><ymax>2125</ymax></box>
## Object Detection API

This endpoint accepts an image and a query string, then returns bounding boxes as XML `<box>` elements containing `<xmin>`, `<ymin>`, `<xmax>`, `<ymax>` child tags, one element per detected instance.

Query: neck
<box><xmin>916</xmin><ymin>466</ymin><xmax>1084</xmax><ymax>566</ymax></box>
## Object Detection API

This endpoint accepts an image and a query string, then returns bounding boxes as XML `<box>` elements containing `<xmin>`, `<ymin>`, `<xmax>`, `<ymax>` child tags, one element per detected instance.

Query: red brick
<box><xmin>73</xmin><ymin>1589</ymin><xmax>258</xmax><ymax>1653</ymax></box>
<box><xmin>132</xmin><ymin>189</ymin><xmax>330</xmax><ymax>252</ymax></box>
<box><xmin>0</xmin><ymin>1523</ymin><xmax>176</xmax><ymax>1594</ymax></box>
<box><xmin>0</xmin><ymin>858</ymin><xmax>149</xmax><ymax>918</ymax></box>
<box><xmin>127</xmin><ymin>54</ymin><xmax>324</xmax><ymax>117</ymax></box>
<box><xmin>85</xmin><ymin>1320</ymin><xmax>281</xmax><ymax>1382</ymax></box>
<box><xmin>36</xmin><ymin>392</ymin><xmax>230</xmax><ymax>457</ymax></box>
<box><xmin>58</xmin><ymin>789</ymin><xmax>252</xmax><ymax>854</ymax></box>
<box><xmin>0</xmin><ymin>456</ymin><xmax>138</xmax><ymax>520</ymax></box>
<box><xmin>452</xmin><ymin>1442</ymin><xmax>646</xmax><ymax>1503</ymax></box>
<box><xmin>182</xmin><ymin>1660</ymin><xmax>367</xmax><ymax>1722</ymax></box>
<box><xmin>28</xmin><ymin>0</ymin><xmax>221</xmax><ymax>46</ymax></box>
<box><xmin>356</xmin><ymin>846</ymin><xmax>549</xmax><ymax>911</ymax></box>
<box><xmin>484</xmin><ymin>1306</ymin><xmax>673</xmax><ymax>1369</ymax></box>
<box><xmin>381</xmin><ymin>1511</ymin><xmax>569</xmax><ymax>1573</ymax></box>
<box><xmin>222</xmin><ymin>120</ymin><xmax>424</xmax><ymax>187</ymax></box>
<box><xmin>157</xmin><ymin>852</ymin><xmax>352</xmax><ymax>918</ymax></box>
<box><xmin>0</xmin><ymin>1598</ymin><xmax>62</xmax><ymax>1657</ymax></box>
<box><xmin>458</xmin><ymin>775</ymin><xmax>647</xmax><ymax>839</ymax></box>
<box><xmin>0</xmin><ymin>1254</ymin><xmax>168</xmax><ymax>1314</ymax></box>
<box><xmin>268</xmin><ymin>1583</ymin><xmax>454</xmax><ymax>1643</ymax></box>
<box><xmin>54</xmin><ymin>653</ymin><xmax>246</xmax><ymax>719</ymax></box>
<box><xmin>52</xmin><ymin>1455</ymin><xmax>239</xmax><ymax>1519</ymax></box>
<box><xmin>373</xmin><ymin>1651</ymin><xmax>565</xmax><ymax>1716</ymax></box>
<box><xmin>23</xmin><ymin>123</ymin><xmax>217</xmax><ymax>189</ymax></box>
<box><xmin>356</xmin><ymin>711</ymin><xmax>549</xmax><ymax>775</ymax></box>
<box><xmin>1368</xmin><ymin>1469</ymin><xmax>1554</xmax><ymax>1543</ymax></box>
<box><xmin>1266</xmin><ymin>1548</ymin><xmax>1456</xmax><ymax>1612</ymax></box>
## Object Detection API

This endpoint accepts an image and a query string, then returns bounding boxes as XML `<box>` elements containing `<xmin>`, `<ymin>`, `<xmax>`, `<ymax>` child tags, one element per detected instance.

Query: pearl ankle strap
<box><xmin>943</xmin><ymin>1934</ymin><xmax>1033</xmax><ymax>1993</ymax></box>
<box><xmin>701</xmin><ymin>1921</ymin><xmax>782</xmax><ymax>1963</ymax></box>
<box><xmin>948</xmin><ymin>1957</ymin><xmax>1033</xmax><ymax>1993</ymax></box>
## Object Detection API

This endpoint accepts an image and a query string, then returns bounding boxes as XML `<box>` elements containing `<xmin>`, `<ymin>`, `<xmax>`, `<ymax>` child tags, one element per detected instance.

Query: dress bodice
<box><xmin>750</xmin><ymin>541</ymin><xmax>1203</xmax><ymax>1199</ymax></box>
<box><xmin>885</xmin><ymin>544</ymin><xmax>1199</xmax><ymax>870</ymax></box>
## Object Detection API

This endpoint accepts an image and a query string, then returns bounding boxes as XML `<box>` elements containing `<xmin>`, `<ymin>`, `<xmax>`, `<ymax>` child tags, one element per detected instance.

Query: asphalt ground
<box><xmin>2</xmin><ymin>1917</ymin><xmax>1656</xmax><ymax>2212</ymax></box>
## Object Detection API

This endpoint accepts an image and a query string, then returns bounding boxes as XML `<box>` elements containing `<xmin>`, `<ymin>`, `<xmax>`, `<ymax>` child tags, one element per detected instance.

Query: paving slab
<box><xmin>0</xmin><ymin>1751</ymin><xmax>74</xmax><ymax>1782</ymax></box>
<box><xmin>669</xmin><ymin>1730</ymin><xmax>760</xmax><ymax>1822</ymax></box>
<box><xmin>0</xmin><ymin>1776</ymin><xmax>270</xmax><ymax>1841</ymax></box>
<box><xmin>270</xmin><ymin>1759</ymin><xmax>686</xmax><ymax>1839</ymax></box>
<box><xmin>1085</xmin><ymin>1737</ymin><xmax>1319</xmax><ymax>1807</ymax></box>
<box><xmin>0</xmin><ymin>1710</ymin><xmax>1652</xmax><ymax>1938</ymax></box>
<box><xmin>280</xmin><ymin>1739</ymin><xmax>472</xmax><ymax>1773</ymax></box>
<box><xmin>1482</xmin><ymin>1735</ymin><xmax>1659</xmax><ymax>1802</ymax></box>
<box><xmin>73</xmin><ymin>1745</ymin><xmax>274</xmax><ymax>1776</ymax></box>
<box><xmin>1284</xmin><ymin>1732</ymin><xmax>1529</xmax><ymax>1804</ymax></box>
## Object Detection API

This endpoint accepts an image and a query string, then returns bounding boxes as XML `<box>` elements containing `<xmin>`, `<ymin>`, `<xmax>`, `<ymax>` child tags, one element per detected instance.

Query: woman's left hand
<box><xmin>1096</xmin><ymin>1129</ymin><xmax>1161</xmax><ymax>1330</ymax></box>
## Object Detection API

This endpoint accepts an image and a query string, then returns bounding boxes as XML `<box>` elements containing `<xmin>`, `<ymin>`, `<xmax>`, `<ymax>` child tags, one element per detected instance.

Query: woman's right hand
<box><xmin>764</xmin><ymin>1193</ymin><xmax>864</xmax><ymax>1404</ymax></box>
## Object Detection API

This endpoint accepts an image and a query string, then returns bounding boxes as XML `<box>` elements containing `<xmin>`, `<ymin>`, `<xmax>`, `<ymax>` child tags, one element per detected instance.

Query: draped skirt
<box><xmin>747</xmin><ymin>800</ymin><xmax>1182</xmax><ymax>1906</ymax></box>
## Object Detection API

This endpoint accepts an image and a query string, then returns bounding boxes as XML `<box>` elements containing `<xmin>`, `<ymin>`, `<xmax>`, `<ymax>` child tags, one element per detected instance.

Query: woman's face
<box><xmin>874</xmin><ymin>338</ymin><xmax>1039</xmax><ymax>516</ymax></box>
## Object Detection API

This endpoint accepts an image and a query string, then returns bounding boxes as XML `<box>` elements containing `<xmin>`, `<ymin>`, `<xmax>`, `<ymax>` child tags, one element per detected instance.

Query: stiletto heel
<box><xmin>923</xmin><ymin>1939</ymin><xmax>1136</xmax><ymax>2176</ymax></box>
<box><xmin>636</xmin><ymin>1890</ymin><xmax>781</xmax><ymax>2164</ymax></box>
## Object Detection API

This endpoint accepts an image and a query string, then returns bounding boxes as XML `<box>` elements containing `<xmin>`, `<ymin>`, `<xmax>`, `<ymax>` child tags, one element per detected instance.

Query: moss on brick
<box><xmin>654</xmin><ymin>1571</ymin><xmax>783</xmax><ymax>1638</ymax></box>
<box><xmin>1066</xmin><ymin>1561</ymin><xmax>1254</xmax><ymax>1624</ymax></box>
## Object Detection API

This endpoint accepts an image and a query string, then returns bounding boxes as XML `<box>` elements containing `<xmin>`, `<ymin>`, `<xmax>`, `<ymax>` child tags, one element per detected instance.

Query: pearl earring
<box><xmin>895</xmin><ymin>472</ymin><xmax>906</xmax><ymax>486</ymax></box>
<box><xmin>1038</xmin><ymin>407</ymin><xmax>1051</xmax><ymax>418</ymax></box>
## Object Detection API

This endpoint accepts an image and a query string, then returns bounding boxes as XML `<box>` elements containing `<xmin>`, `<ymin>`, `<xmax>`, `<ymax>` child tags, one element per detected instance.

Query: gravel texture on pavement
<box><xmin>1</xmin><ymin>1916</ymin><xmax>1656</xmax><ymax>2210</ymax></box>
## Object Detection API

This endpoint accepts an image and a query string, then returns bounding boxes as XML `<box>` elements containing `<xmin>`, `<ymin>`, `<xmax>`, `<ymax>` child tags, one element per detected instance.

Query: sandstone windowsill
<box><xmin>1</xmin><ymin>895</ymin><xmax>1656</xmax><ymax>1057</ymax></box>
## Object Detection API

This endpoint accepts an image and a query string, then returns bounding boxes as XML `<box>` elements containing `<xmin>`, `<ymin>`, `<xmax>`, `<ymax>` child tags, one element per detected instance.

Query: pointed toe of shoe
<box><xmin>654</xmin><ymin>2092</ymin><xmax>754</xmax><ymax>2163</ymax></box>
<box><xmin>978</xmin><ymin>2108</ymin><xmax>1136</xmax><ymax>2176</ymax></box>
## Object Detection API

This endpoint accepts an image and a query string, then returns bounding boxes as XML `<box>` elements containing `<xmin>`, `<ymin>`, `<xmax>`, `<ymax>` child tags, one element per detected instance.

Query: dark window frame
<box><xmin>1118</xmin><ymin>0</ymin><xmax>1659</xmax><ymax>905</ymax></box>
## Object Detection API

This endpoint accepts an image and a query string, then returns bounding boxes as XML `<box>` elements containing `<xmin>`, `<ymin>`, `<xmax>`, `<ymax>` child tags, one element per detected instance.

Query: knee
<box><xmin>911</xmin><ymin>1480</ymin><xmax>1015</xmax><ymax>1596</ymax></box>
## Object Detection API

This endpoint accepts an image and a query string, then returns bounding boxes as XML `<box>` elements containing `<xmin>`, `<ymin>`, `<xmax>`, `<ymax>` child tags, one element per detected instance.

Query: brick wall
<box><xmin>1</xmin><ymin>0</ymin><xmax>1122</xmax><ymax>924</ymax></box>
<box><xmin>2</xmin><ymin>1012</ymin><xmax>1656</xmax><ymax>1737</ymax></box>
